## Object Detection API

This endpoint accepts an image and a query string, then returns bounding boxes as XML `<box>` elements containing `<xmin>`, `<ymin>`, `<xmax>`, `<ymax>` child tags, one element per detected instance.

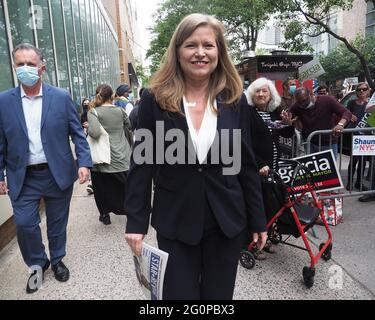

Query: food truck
<box><xmin>236</xmin><ymin>50</ymin><xmax>314</xmax><ymax>93</ymax></box>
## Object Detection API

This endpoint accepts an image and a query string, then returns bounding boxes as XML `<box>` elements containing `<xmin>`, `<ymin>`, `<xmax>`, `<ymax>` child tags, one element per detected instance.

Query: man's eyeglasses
<box><xmin>357</xmin><ymin>87</ymin><xmax>368</xmax><ymax>92</ymax></box>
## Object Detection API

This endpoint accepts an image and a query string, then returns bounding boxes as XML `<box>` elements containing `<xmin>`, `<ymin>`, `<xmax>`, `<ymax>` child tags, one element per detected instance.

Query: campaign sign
<box><xmin>352</xmin><ymin>135</ymin><xmax>375</xmax><ymax>156</ymax></box>
<box><xmin>277</xmin><ymin>150</ymin><xmax>344</xmax><ymax>193</ymax></box>
<box><xmin>299</xmin><ymin>58</ymin><xmax>325</xmax><ymax>81</ymax></box>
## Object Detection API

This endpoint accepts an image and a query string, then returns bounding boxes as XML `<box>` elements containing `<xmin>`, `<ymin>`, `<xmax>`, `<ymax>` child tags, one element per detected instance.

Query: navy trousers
<box><xmin>11</xmin><ymin>167</ymin><xmax>73</xmax><ymax>267</ymax></box>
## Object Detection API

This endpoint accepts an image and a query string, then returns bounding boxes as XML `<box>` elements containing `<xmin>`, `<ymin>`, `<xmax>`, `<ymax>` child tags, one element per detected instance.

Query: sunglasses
<box><xmin>357</xmin><ymin>87</ymin><xmax>368</xmax><ymax>92</ymax></box>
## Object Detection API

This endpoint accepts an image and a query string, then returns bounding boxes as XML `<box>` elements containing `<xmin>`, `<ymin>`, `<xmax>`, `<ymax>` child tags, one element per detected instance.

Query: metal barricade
<box><xmin>304</xmin><ymin>127</ymin><xmax>375</xmax><ymax>199</ymax></box>
<box><xmin>278</xmin><ymin>129</ymin><xmax>305</xmax><ymax>160</ymax></box>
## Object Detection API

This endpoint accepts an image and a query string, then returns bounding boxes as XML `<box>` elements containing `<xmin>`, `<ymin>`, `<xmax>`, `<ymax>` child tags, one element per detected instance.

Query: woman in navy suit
<box><xmin>124</xmin><ymin>13</ymin><xmax>267</xmax><ymax>300</ymax></box>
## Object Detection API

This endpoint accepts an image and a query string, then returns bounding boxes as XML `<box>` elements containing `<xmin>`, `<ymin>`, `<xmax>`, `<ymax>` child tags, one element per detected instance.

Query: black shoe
<box><xmin>26</xmin><ymin>259</ymin><xmax>50</xmax><ymax>294</ymax></box>
<box><xmin>51</xmin><ymin>261</ymin><xmax>70</xmax><ymax>282</ymax></box>
<box><xmin>99</xmin><ymin>214</ymin><xmax>111</xmax><ymax>225</ymax></box>
<box><xmin>358</xmin><ymin>194</ymin><xmax>375</xmax><ymax>202</ymax></box>
<box><xmin>354</xmin><ymin>182</ymin><xmax>369</xmax><ymax>191</ymax></box>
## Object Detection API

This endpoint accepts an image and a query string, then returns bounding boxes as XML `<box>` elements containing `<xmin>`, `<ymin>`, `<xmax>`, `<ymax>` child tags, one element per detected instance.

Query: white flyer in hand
<box><xmin>366</xmin><ymin>92</ymin><xmax>375</xmax><ymax>112</ymax></box>
<box><xmin>133</xmin><ymin>242</ymin><xmax>169</xmax><ymax>300</ymax></box>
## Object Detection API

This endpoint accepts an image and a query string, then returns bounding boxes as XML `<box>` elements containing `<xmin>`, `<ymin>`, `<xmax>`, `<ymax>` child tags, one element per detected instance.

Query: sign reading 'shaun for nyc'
<box><xmin>352</xmin><ymin>135</ymin><xmax>375</xmax><ymax>156</ymax></box>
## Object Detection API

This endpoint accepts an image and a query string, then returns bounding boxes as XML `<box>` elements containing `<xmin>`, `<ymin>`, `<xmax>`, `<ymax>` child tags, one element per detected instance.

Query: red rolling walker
<box><xmin>240</xmin><ymin>159</ymin><xmax>333</xmax><ymax>288</ymax></box>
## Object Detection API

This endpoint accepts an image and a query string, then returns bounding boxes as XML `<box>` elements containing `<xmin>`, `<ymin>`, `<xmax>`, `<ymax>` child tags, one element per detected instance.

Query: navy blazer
<box><xmin>124</xmin><ymin>90</ymin><xmax>267</xmax><ymax>245</ymax></box>
<box><xmin>0</xmin><ymin>84</ymin><xmax>92</xmax><ymax>200</ymax></box>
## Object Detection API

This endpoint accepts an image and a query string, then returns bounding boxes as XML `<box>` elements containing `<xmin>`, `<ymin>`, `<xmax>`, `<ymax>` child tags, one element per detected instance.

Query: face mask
<box><xmin>16</xmin><ymin>66</ymin><xmax>40</xmax><ymax>87</ymax></box>
<box><xmin>289</xmin><ymin>85</ymin><xmax>297</xmax><ymax>94</ymax></box>
<box><xmin>128</xmin><ymin>93</ymin><xmax>133</xmax><ymax>101</ymax></box>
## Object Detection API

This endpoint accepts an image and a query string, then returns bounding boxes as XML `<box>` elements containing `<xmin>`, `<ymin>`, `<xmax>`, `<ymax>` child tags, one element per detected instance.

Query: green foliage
<box><xmin>273</xmin><ymin>0</ymin><xmax>374</xmax><ymax>89</ymax></box>
<box><xmin>146</xmin><ymin>0</ymin><xmax>276</xmax><ymax>73</ymax></box>
<box><xmin>210</xmin><ymin>0</ymin><xmax>275</xmax><ymax>51</ymax></box>
<box><xmin>135</xmin><ymin>61</ymin><xmax>151</xmax><ymax>87</ymax></box>
<box><xmin>146</xmin><ymin>0</ymin><xmax>211</xmax><ymax>75</ymax></box>
<box><xmin>319</xmin><ymin>35</ymin><xmax>375</xmax><ymax>81</ymax></box>
<box><xmin>274</xmin><ymin>0</ymin><xmax>355</xmax><ymax>53</ymax></box>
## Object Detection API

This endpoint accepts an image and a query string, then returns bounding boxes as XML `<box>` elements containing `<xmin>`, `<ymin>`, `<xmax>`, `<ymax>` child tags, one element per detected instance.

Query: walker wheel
<box><xmin>269</xmin><ymin>227</ymin><xmax>282</xmax><ymax>244</ymax></box>
<box><xmin>319</xmin><ymin>243</ymin><xmax>332</xmax><ymax>261</ymax></box>
<box><xmin>240</xmin><ymin>250</ymin><xmax>256</xmax><ymax>269</ymax></box>
<box><xmin>303</xmin><ymin>266</ymin><xmax>315</xmax><ymax>288</ymax></box>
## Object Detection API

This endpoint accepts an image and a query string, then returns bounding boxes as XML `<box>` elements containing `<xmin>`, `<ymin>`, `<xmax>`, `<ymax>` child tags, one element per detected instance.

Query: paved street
<box><xmin>0</xmin><ymin>180</ymin><xmax>374</xmax><ymax>300</ymax></box>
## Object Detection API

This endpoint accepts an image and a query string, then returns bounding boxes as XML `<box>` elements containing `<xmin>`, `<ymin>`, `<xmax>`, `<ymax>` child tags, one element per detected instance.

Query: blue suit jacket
<box><xmin>0</xmin><ymin>84</ymin><xmax>92</xmax><ymax>200</ymax></box>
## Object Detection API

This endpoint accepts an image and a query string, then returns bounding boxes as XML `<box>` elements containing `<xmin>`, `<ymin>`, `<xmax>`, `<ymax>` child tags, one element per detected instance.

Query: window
<box><xmin>86</xmin><ymin>0</ymin><xmax>95</xmax><ymax>94</ymax></box>
<box><xmin>0</xmin><ymin>0</ymin><xmax>13</xmax><ymax>91</ymax></box>
<box><xmin>63</xmin><ymin>0</ymin><xmax>80</xmax><ymax>103</ymax></box>
<box><xmin>7</xmin><ymin>0</ymin><xmax>35</xmax><ymax>46</ymax></box>
<box><xmin>80</xmin><ymin>0</ymin><xmax>92</xmax><ymax>96</ymax></box>
<box><xmin>366</xmin><ymin>12</ymin><xmax>375</xmax><ymax>27</ymax></box>
<box><xmin>89</xmin><ymin>0</ymin><xmax>98</xmax><ymax>90</ymax></box>
<box><xmin>72</xmin><ymin>0</ymin><xmax>87</xmax><ymax>98</ymax></box>
<box><xmin>50</xmin><ymin>0</ymin><xmax>70</xmax><ymax>92</ymax></box>
<box><xmin>33</xmin><ymin>0</ymin><xmax>57</xmax><ymax>86</ymax></box>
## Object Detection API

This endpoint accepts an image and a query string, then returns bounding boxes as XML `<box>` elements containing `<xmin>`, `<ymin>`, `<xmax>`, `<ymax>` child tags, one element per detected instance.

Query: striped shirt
<box><xmin>255</xmin><ymin>108</ymin><xmax>278</xmax><ymax>171</ymax></box>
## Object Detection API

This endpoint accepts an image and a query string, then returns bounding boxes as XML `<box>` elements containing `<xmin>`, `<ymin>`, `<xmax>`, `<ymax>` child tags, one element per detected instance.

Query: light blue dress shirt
<box><xmin>20</xmin><ymin>85</ymin><xmax>48</xmax><ymax>165</ymax></box>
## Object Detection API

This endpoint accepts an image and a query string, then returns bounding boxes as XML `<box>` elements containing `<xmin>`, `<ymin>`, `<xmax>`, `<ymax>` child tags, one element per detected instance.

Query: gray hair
<box><xmin>245</xmin><ymin>77</ymin><xmax>281</xmax><ymax>112</ymax></box>
<box><xmin>12</xmin><ymin>43</ymin><xmax>44</xmax><ymax>62</ymax></box>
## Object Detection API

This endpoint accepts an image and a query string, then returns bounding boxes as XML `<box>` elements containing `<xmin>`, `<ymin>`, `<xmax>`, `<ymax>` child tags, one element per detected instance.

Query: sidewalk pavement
<box><xmin>0</xmin><ymin>181</ymin><xmax>374</xmax><ymax>300</ymax></box>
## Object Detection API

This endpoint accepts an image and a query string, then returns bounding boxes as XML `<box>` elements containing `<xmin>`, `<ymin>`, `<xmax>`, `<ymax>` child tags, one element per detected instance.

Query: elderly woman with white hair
<box><xmin>245</xmin><ymin>77</ymin><xmax>294</xmax><ymax>259</ymax></box>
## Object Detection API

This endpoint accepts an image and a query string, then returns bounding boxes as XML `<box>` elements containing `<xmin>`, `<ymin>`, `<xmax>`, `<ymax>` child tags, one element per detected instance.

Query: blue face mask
<box><xmin>16</xmin><ymin>66</ymin><xmax>40</xmax><ymax>87</ymax></box>
<box><xmin>289</xmin><ymin>85</ymin><xmax>297</xmax><ymax>94</ymax></box>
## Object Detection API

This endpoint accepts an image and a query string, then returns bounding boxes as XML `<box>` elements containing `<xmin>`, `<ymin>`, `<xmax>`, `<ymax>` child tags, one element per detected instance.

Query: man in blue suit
<box><xmin>0</xmin><ymin>43</ymin><xmax>92</xmax><ymax>293</ymax></box>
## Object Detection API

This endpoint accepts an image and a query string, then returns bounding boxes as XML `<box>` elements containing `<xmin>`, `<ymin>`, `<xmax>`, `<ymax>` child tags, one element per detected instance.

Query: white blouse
<box><xmin>183</xmin><ymin>97</ymin><xmax>218</xmax><ymax>164</ymax></box>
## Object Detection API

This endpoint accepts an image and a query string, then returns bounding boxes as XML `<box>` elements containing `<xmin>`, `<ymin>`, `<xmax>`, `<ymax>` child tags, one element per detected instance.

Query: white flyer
<box><xmin>133</xmin><ymin>242</ymin><xmax>169</xmax><ymax>300</ymax></box>
<box><xmin>365</xmin><ymin>92</ymin><xmax>375</xmax><ymax>112</ymax></box>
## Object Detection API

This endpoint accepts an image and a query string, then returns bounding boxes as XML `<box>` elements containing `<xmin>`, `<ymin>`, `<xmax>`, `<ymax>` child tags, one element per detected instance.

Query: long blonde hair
<box><xmin>150</xmin><ymin>13</ymin><xmax>243</xmax><ymax>113</ymax></box>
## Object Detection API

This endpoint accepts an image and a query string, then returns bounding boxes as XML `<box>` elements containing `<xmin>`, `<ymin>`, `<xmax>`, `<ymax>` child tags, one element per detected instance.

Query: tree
<box><xmin>319</xmin><ymin>35</ymin><xmax>375</xmax><ymax>83</ymax></box>
<box><xmin>273</xmin><ymin>0</ymin><xmax>375</xmax><ymax>90</ymax></box>
<box><xmin>146</xmin><ymin>0</ymin><xmax>211</xmax><ymax>75</ymax></box>
<box><xmin>146</xmin><ymin>0</ymin><xmax>276</xmax><ymax>73</ymax></box>
<box><xmin>135</xmin><ymin>61</ymin><xmax>151</xmax><ymax>88</ymax></box>
<box><xmin>210</xmin><ymin>0</ymin><xmax>275</xmax><ymax>52</ymax></box>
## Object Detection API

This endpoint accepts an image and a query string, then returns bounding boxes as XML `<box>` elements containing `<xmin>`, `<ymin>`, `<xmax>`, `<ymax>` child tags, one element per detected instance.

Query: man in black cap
<box><xmin>114</xmin><ymin>83</ymin><xmax>134</xmax><ymax>116</ymax></box>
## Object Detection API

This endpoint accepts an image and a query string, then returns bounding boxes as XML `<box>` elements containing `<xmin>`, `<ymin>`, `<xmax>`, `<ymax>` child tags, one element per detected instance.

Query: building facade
<box><xmin>307</xmin><ymin>0</ymin><xmax>368</xmax><ymax>55</ymax></box>
<box><xmin>0</xmin><ymin>0</ymin><xmax>129</xmax><ymax>106</ymax></box>
<box><xmin>101</xmin><ymin>0</ymin><xmax>140</xmax><ymax>88</ymax></box>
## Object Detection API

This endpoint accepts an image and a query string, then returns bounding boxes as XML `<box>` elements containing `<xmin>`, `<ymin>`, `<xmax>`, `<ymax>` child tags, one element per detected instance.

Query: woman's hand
<box><xmin>125</xmin><ymin>233</ymin><xmax>145</xmax><ymax>256</ymax></box>
<box><xmin>252</xmin><ymin>232</ymin><xmax>268</xmax><ymax>251</ymax></box>
<box><xmin>259</xmin><ymin>166</ymin><xmax>270</xmax><ymax>176</ymax></box>
<box><xmin>0</xmin><ymin>181</ymin><xmax>9</xmax><ymax>195</ymax></box>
